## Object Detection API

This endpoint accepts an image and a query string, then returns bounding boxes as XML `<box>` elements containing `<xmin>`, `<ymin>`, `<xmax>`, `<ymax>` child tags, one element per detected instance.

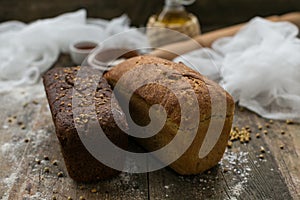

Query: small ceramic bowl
<box><xmin>69</xmin><ymin>41</ymin><xmax>98</xmax><ymax>65</ymax></box>
<box><xmin>87</xmin><ymin>48</ymin><xmax>139</xmax><ymax>71</ymax></box>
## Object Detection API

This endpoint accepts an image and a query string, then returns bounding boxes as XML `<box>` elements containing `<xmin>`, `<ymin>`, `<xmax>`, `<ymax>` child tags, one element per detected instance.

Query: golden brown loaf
<box><xmin>104</xmin><ymin>56</ymin><xmax>235</xmax><ymax>175</ymax></box>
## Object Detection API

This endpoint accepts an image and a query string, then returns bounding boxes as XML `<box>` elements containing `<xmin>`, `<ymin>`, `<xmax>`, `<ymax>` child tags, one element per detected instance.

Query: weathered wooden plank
<box><xmin>254</xmin><ymin>115</ymin><xmax>300</xmax><ymax>199</ymax></box>
<box><xmin>148</xmin><ymin>107</ymin><xmax>294</xmax><ymax>200</ymax></box>
<box><xmin>0</xmin><ymin>83</ymin><xmax>148</xmax><ymax>200</ymax></box>
<box><xmin>1</xmin><ymin>54</ymin><xmax>300</xmax><ymax>199</ymax></box>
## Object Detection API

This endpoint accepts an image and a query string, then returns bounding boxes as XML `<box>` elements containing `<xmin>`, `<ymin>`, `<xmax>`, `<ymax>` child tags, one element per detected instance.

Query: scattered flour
<box><xmin>1</xmin><ymin>172</ymin><xmax>18</xmax><ymax>200</ymax></box>
<box><xmin>221</xmin><ymin>149</ymin><xmax>250</xmax><ymax>198</ymax></box>
<box><xmin>1</xmin><ymin>142</ymin><xmax>19</xmax><ymax>162</ymax></box>
<box><xmin>0</xmin><ymin>83</ymin><xmax>51</xmax><ymax>199</ymax></box>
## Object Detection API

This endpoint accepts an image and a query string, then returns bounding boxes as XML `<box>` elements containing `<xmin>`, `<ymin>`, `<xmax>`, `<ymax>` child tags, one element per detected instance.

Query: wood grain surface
<box><xmin>0</xmin><ymin>55</ymin><xmax>299</xmax><ymax>200</ymax></box>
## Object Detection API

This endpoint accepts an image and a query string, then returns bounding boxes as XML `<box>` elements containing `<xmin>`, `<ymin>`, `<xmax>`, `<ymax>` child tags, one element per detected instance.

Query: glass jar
<box><xmin>147</xmin><ymin>0</ymin><xmax>200</xmax><ymax>47</ymax></box>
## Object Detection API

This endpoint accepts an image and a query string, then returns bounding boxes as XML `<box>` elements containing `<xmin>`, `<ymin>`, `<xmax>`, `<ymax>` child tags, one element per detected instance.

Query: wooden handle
<box><xmin>149</xmin><ymin>12</ymin><xmax>300</xmax><ymax>60</ymax></box>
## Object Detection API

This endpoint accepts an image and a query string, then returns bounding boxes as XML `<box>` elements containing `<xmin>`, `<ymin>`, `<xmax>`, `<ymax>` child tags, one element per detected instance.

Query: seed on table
<box><xmin>281</xmin><ymin>130</ymin><xmax>285</xmax><ymax>135</ymax></box>
<box><xmin>260</xmin><ymin>147</ymin><xmax>265</xmax><ymax>153</ymax></box>
<box><xmin>79</xmin><ymin>196</ymin><xmax>85</xmax><ymax>200</ymax></box>
<box><xmin>52</xmin><ymin>196</ymin><xmax>57</xmax><ymax>200</ymax></box>
<box><xmin>245</xmin><ymin>138</ymin><xmax>250</xmax><ymax>143</ymax></box>
<box><xmin>263</xmin><ymin>130</ymin><xmax>268</xmax><ymax>135</ymax></box>
<box><xmin>259</xmin><ymin>154</ymin><xmax>264</xmax><ymax>159</ymax></box>
<box><xmin>240</xmin><ymin>138</ymin><xmax>244</xmax><ymax>144</ymax></box>
<box><xmin>223</xmin><ymin>168</ymin><xmax>229</xmax><ymax>173</ymax></box>
<box><xmin>67</xmin><ymin>197</ymin><xmax>72</xmax><ymax>200</ymax></box>
<box><xmin>79</xmin><ymin>185</ymin><xmax>84</xmax><ymax>190</ymax></box>
<box><xmin>57</xmin><ymin>172</ymin><xmax>64</xmax><ymax>178</ymax></box>
<box><xmin>91</xmin><ymin>188</ymin><xmax>97</xmax><ymax>193</ymax></box>
<box><xmin>258</xmin><ymin>125</ymin><xmax>263</xmax><ymax>130</ymax></box>
<box><xmin>32</xmin><ymin>100</ymin><xmax>39</xmax><ymax>105</ymax></box>
<box><xmin>265</xmin><ymin>123</ymin><xmax>270</xmax><ymax>128</ymax></box>
<box><xmin>286</xmin><ymin>120</ymin><xmax>294</xmax><ymax>125</ymax></box>
<box><xmin>52</xmin><ymin>160</ymin><xmax>58</xmax><ymax>166</ymax></box>
<box><xmin>256</xmin><ymin>133</ymin><xmax>260</xmax><ymax>138</ymax></box>
<box><xmin>44</xmin><ymin>167</ymin><xmax>50</xmax><ymax>173</ymax></box>
<box><xmin>269</xmin><ymin>120</ymin><xmax>273</xmax><ymax>124</ymax></box>
<box><xmin>44</xmin><ymin>155</ymin><xmax>49</xmax><ymax>161</ymax></box>
<box><xmin>227</xmin><ymin>141</ymin><xmax>233</xmax><ymax>148</ymax></box>
<box><xmin>280</xmin><ymin>145</ymin><xmax>284</xmax><ymax>150</ymax></box>
<box><xmin>35</xmin><ymin>158</ymin><xmax>41</xmax><ymax>165</ymax></box>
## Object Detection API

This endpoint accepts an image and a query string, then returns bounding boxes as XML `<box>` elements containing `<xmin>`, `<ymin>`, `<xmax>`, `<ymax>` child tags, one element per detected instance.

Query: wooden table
<box><xmin>0</xmin><ymin>55</ymin><xmax>299</xmax><ymax>200</ymax></box>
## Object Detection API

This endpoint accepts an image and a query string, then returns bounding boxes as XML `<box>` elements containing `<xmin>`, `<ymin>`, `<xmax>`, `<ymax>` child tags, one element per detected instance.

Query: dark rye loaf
<box><xmin>43</xmin><ymin>66</ymin><xmax>128</xmax><ymax>182</ymax></box>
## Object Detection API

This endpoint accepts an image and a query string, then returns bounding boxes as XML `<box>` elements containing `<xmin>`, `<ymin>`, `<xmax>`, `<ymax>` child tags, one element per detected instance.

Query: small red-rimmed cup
<box><xmin>69</xmin><ymin>41</ymin><xmax>98</xmax><ymax>65</ymax></box>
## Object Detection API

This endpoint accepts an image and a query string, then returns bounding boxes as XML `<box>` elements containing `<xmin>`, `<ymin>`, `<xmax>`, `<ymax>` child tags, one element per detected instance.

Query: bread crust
<box><xmin>43</xmin><ymin>66</ymin><xmax>128</xmax><ymax>182</ymax></box>
<box><xmin>104</xmin><ymin>56</ymin><xmax>235</xmax><ymax>175</ymax></box>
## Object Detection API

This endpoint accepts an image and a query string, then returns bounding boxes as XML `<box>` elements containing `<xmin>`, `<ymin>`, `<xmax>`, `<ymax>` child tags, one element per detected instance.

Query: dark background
<box><xmin>1</xmin><ymin>0</ymin><xmax>300</xmax><ymax>32</ymax></box>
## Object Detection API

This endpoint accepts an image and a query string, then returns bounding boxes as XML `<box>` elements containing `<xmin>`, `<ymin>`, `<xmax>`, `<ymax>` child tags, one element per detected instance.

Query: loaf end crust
<box><xmin>104</xmin><ymin>56</ymin><xmax>234</xmax><ymax>175</ymax></box>
<box><xmin>43</xmin><ymin>67</ymin><xmax>128</xmax><ymax>182</ymax></box>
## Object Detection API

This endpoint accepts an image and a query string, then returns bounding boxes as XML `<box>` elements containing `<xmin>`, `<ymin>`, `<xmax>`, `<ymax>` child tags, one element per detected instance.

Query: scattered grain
<box><xmin>79</xmin><ymin>185</ymin><xmax>84</xmax><ymax>190</ymax></box>
<box><xmin>35</xmin><ymin>158</ymin><xmax>41</xmax><ymax>165</ymax></box>
<box><xmin>260</xmin><ymin>147</ymin><xmax>265</xmax><ymax>153</ymax></box>
<box><xmin>44</xmin><ymin>167</ymin><xmax>50</xmax><ymax>173</ymax></box>
<box><xmin>44</xmin><ymin>155</ymin><xmax>49</xmax><ymax>161</ymax></box>
<box><xmin>7</xmin><ymin>118</ymin><xmax>13</xmax><ymax>123</ymax></box>
<box><xmin>223</xmin><ymin>168</ymin><xmax>229</xmax><ymax>173</ymax></box>
<box><xmin>227</xmin><ymin>141</ymin><xmax>233</xmax><ymax>148</ymax></box>
<box><xmin>57</xmin><ymin>172</ymin><xmax>64</xmax><ymax>178</ymax></box>
<box><xmin>52</xmin><ymin>160</ymin><xmax>58</xmax><ymax>166</ymax></box>
<box><xmin>91</xmin><ymin>188</ymin><xmax>97</xmax><ymax>193</ymax></box>
<box><xmin>32</xmin><ymin>100</ymin><xmax>39</xmax><ymax>105</ymax></box>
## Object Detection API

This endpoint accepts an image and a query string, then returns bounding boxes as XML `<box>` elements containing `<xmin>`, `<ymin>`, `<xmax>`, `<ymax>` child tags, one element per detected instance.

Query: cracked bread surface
<box><xmin>43</xmin><ymin>66</ymin><xmax>128</xmax><ymax>182</ymax></box>
<box><xmin>104</xmin><ymin>56</ymin><xmax>235</xmax><ymax>175</ymax></box>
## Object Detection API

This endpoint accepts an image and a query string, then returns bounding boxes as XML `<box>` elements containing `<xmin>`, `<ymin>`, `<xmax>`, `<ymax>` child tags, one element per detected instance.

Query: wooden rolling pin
<box><xmin>150</xmin><ymin>12</ymin><xmax>300</xmax><ymax>60</ymax></box>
